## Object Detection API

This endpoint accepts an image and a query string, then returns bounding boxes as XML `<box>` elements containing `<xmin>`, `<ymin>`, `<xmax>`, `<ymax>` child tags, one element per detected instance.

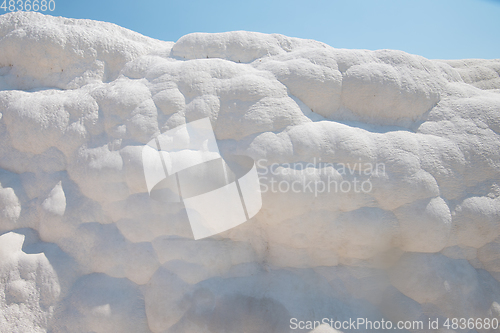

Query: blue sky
<box><xmin>12</xmin><ymin>0</ymin><xmax>500</xmax><ymax>59</ymax></box>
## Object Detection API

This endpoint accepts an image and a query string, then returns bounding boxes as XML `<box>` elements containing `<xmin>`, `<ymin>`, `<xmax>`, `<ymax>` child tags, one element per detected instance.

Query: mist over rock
<box><xmin>1</xmin><ymin>11</ymin><xmax>500</xmax><ymax>333</ymax></box>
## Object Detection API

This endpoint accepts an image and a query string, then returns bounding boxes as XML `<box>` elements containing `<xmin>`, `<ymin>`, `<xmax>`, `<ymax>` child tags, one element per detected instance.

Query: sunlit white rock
<box><xmin>0</xmin><ymin>11</ymin><xmax>499</xmax><ymax>333</ymax></box>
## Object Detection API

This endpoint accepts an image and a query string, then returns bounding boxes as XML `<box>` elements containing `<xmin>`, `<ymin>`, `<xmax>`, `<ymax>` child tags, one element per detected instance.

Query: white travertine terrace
<box><xmin>0</xmin><ymin>11</ymin><xmax>499</xmax><ymax>333</ymax></box>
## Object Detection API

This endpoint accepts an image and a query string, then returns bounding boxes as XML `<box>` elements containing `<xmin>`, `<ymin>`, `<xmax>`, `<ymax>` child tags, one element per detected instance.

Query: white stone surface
<box><xmin>0</xmin><ymin>232</ymin><xmax>61</xmax><ymax>333</ymax></box>
<box><xmin>0</xmin><ymin>11</ymin><xmax>499</xmax><ymax>333</ymax></box>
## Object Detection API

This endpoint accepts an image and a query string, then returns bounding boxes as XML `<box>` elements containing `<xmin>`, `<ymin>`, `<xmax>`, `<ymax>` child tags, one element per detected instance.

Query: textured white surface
<box><xmin>0</xmin><ymin>11</ymin><xmax>500</xmax><ymax>333</ymax></box>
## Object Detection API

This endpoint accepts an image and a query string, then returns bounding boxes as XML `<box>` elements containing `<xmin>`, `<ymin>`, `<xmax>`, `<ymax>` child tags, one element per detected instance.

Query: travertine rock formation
<box><xmin>0</xmin><ymin>11</ymin><xmax>499</xmax><ymax>333</ymax></box>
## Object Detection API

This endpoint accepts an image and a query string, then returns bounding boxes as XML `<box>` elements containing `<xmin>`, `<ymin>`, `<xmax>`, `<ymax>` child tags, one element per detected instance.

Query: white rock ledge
<box><xmin>0</xmin><ymin>11</ymin><xmax>500</xmax><ymax>333</ymax></box>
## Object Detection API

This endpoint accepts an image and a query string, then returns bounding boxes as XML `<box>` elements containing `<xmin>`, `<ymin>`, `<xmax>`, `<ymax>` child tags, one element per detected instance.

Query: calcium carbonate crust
<box><xmin>0</xmin><ymin>11</ymin><xmax>499</xmax><ymax>333</ymax></box>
